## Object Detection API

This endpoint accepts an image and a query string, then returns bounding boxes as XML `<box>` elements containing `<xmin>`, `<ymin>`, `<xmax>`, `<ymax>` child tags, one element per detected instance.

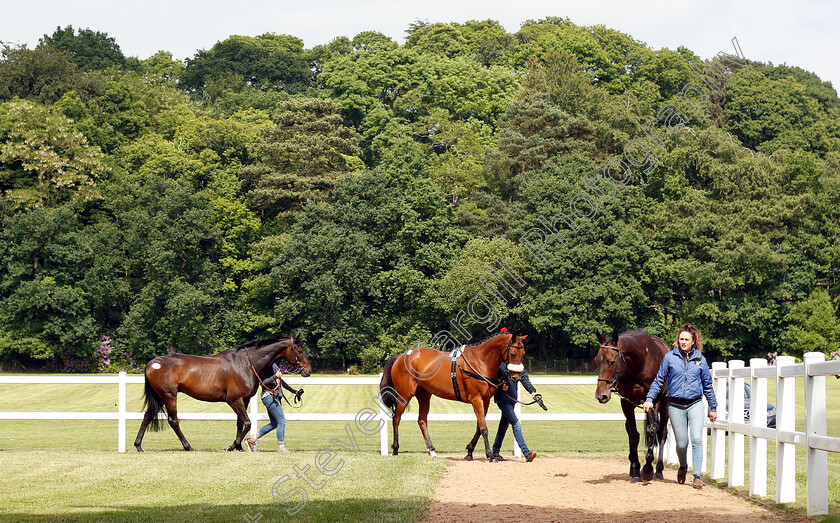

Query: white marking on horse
<box><xmin>151</xmin><ymin>362</ymin><xmax>161</xmax><ymax>370</ymax></box>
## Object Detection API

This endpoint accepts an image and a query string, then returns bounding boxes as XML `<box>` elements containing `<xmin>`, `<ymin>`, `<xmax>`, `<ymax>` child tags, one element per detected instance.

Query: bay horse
<box><xmin>595</xmin><ymin>328</ymin><xmax>669</xmax><ymax>482</ymax></box>
<box><xmin>379</xmin><ymin>332</ymin><xmax>527</xmax><ymax>462</ymax></box>
<box><xmin>134</xmin><ymin>333</ymin><xmax>311</xmax><ymax>452</ymax></box>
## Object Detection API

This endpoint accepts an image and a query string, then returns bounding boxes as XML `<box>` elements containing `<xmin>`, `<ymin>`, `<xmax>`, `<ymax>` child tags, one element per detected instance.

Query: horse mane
<box><xmin>461</xmin><ymin>332</ymin><xmax>506</xmax><ymax>350</ymax></box>
<box><xmin>617</xmin><ymin>329</ymin><xmax>649</xmax><ymax>340</ymax></box>
<box><xmin>233</xmin><ymin>334</ymin><xmax>292</xmax><ymax>351</ymax></box>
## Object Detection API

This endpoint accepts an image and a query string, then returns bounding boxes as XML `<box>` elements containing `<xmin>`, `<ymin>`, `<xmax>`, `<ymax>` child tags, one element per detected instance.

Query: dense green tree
<box><xmin>141</xmin><ymin>51</ymin><xmax>185</xmax><ymax>83</ymax></box>
<box><xmin>0</xmin><ymin>99</ymin><xmax>106</xmax><ymax>209</ymax></box>
<box><xmin>725</xmin><ymin>65</ymin><xmax>840</xmax><ymax>155</ymax></box>
<box><xmin>405</xmin><ymin>22</ymin><xmax>470</xmax><ymax>59</ymax></box>
<box><xmin>0</xmin><ymin>43</ymin><xmax>77</xmax><ymax>103</ymax></box>
<box><xmin>488</xmin><ymin>93</ymin><xmax>596</xmax><ymax>191</ymax></box>
<box><xmin>41</xmin><ymin>26</ymin><xmax>132</xmax><ymax>72</ymax></box>
<box><xmin>180</xmin><ymin>34</ymin><xmax>311</xmax><ymax>94</ymax></box>
<box><xmin>781</xmin><ymin>289</ymin><xmax>840</xmax><ymax>356</ymax></box>
<box><xmin>241</xmin><ymin>97</ymin><xmax>363</xmax><ymax>218</ymax></box>
<box><xmin>105</xmin><ymin>173</ymin><xmax>227</xmax><ymax>359</ymax></box>
<box><xmin>514</xmin><ymin>155</ymin><xmax>665</xmax><ymax>354</ymax></box>
<box><xmin>0</xmin><ymin>206</ymin><xmax>96</xmax><ymax>364</ymax></box>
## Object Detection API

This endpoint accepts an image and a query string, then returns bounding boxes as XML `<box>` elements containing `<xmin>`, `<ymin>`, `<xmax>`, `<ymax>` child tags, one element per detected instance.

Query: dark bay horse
<box><xmin>595</xmin><ymin>328</ymin><xmax>669</xmax><ymax>482</ymax></box>
<box><xmin>134</xmin><ymin>334</ymin><xmax>311</xmax><ymax>452</ymax></box>
<box><xmin>379</xmin><ymin>332</ymin><xmax>527</xmax><ymax>462</ymax></box>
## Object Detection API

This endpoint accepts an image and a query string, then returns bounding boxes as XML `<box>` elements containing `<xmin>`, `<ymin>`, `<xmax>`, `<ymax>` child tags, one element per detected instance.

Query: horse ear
<box><xmin>612</xmin><ymin>327</ymin><xmax>619</xmax><ymax>344</ymax></box>
<box><xmin>519</xmin><ymin>335</ymin><xmax>528</xmax><ymax>343</ymax></box>
<box><xmin>294</xmin><ymin>332</ymin><xmax>301</xmax><ymax>342</ymax></box>
<box><xmin>596</xmin><ymin>330</ymin><xmax>605</xmax><ymax>344</ymax></box>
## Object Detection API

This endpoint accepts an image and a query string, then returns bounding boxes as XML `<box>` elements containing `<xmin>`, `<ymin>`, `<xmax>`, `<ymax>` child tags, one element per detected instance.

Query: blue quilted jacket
<box><xmin>646</xmin><ymin>347</ymin><xmax>717</xmax><ymax>411</ymax></box>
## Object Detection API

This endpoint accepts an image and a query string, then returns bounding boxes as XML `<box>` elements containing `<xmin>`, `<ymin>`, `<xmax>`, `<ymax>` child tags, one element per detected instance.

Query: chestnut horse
<box><xmin>595</xmin><ymin>328</ymin><xmax>669</xmax><ymax>482</ymax></box>
<box><xmin>134</xmin><ymin>334</ymin><xmax>311</xmax><ymax>452</ymax></box>
<box><xmin>379</xmin><ymin>332</ymin><xmax>527</xmax><ymax>462</ymax></box>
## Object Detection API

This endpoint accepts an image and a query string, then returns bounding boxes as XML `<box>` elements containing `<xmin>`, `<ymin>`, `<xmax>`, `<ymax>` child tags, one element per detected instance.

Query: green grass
<box><xmin>0</xmin><ymin>449</ymin><xmax>447</xmax><ymax>522</ymax></box>
<box><xmin>1</xmin><ymin>372</ymin><xmax>838</xmax><ymax>521</ymax></box>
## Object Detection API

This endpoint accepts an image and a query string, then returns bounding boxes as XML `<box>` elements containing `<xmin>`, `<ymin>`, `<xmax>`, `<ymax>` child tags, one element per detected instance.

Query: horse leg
<box><xmin>654</xmin><ymin>401</ymin><xmax>669</xmax><ymax>480</ymax></box>
<box><xmin>641</xmin><ymin>408</ymin><xmax>657</xmax><ymax>481</ymax></box>
<box><xmin>227</xmin><ymin>399</ymin><xmax>251</xmax><ymax>451</ymax></box>
<box><xmin>162</xmin><ymin>394</ymin><xmax>193</xmax><ymax>451</ymax></box>
<box><xmin>133</xmin><ymin>407</ymin><xmax>157</xmax><ymax>452</ymax></box>
<box><xmin>465</xmin><ymin>424</ymin><xmax>482</xmax><ymax>460</ymax></box>
<box><xmin>415</xmin><ymin>388</ymin><xmax>437</xmax><ymax>457</ymax></box>
<box><xmin>622</xmin><ymin>400</ymin><xmax>641</xmax><ymax>482</ymax></box>
<box><xmin>391</xmin><ymin>397</ymin><xmax>410</xmax><ymax>456</ymax></box>
<box><xmin>470</xmin><ymin>397</ymin><xmax>495</xmax><ymax>462</ymax></box>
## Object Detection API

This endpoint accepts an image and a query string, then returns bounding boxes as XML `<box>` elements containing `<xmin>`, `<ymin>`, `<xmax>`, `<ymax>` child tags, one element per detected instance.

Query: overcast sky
<box><xmin>1</xmin><ymin>0</ymin><xmax>838</xmax><ymax>91</ymax></box>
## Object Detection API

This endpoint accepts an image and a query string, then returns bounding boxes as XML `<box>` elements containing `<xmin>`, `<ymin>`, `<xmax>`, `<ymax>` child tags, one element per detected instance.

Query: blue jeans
<box><xmin>492</xmin><ymin>402</ymin><xmax>530</xmax><ymax>456</ymax></box>
<box><xmin>259</xmin><ymin>394</ymin><xmax>286</xmax><ymax>442</ymax></box>
<box><xmin>669</xmin><ymin>400</ymin><xmax>705</xmax><ymax>476</ymax></box>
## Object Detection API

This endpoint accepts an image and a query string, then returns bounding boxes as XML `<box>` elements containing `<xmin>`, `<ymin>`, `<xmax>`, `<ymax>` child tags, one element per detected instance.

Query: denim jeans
<box><xmin>669</xmin><ymin>400</ymin><xmax>705</xmax><ymax>475</ymax></box>
<box><xmin>492</xmin><ymin>402</ymin><xmax>530</xmax><ymax>456</ymax></box>
<box><xmin>259</xmin><ymin>394</ymin><xmax>286</xmax><ymax>442</ymax></box>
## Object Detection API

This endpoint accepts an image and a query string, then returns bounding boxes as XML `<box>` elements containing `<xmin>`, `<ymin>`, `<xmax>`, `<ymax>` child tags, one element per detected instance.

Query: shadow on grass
<box><xmin>1</xmin><ymin>496</ymin><xmax>433</xmax><ymax>523</ymax></box>
<box><xmin>425</xmin><ymin>502</ymin><xmax>802</xmax><ymax>522</ymax></box>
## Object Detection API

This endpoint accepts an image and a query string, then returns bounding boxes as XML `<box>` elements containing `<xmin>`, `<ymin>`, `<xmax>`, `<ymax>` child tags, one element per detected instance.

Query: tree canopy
<box><xmin>0</xmin><ymin>19</ymin><xmax>838</xmax><ymax>371</ymax></box>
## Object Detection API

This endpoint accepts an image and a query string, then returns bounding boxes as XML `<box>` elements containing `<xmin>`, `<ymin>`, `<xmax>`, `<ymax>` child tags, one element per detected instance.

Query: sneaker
<box><xmin>677</xmin><ymin>466</ymin><xmax>687</xmax><ymax>484</ymax></box>
<box><xmin>246</xmin><ymin>437</ymin><xmax>257</xmax><ymax>452</ymax></box>
<box><xmin>526</xmin><ymin>451</ymin><xmax>537</xmax><ymax>462</ymax></box>
<box><xmin>492</xmin><ymin>454</ymin><xmax>507</xmax><ymax>461</ymax></box>
<box><xmin>278</xmin><ymin>444</ymin><xmax>290</xmax><ymax>453</ymax></box>
<box><xmin>693</xmin><ymin>476</ymin><xmax>703</xmax><ymax>489</ymax></box>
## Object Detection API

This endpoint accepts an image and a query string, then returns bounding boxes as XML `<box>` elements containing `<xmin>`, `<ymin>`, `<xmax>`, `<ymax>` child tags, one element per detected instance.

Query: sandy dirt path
<box><xmin>423</xmin><ymin>456</ymin><xmax>805</xmax><ymax>522</ymax></box>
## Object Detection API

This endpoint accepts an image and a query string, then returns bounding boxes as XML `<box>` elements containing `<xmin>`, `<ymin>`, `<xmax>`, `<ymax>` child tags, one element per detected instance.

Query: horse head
<box><xmin>504</xmin><ymin>333</ymin><xmax>528</xmax><ymax>383</ymax></box>
<box><xmin>594</xmin><ymin>328</ymin><xmax>621</xmax><ymax>404</ymax></box>
<box><xmin>283</xmin><ymin>333</ymin><xmax>312</xmax><ymax>377</ymax></box>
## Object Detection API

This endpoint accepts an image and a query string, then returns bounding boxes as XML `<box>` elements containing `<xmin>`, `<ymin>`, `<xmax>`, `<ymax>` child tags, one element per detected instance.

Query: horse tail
<box><xmin>645</xmin><ymin>406</ymin><xmax>659</xmax><ymax>448</ymax></box>
<box><xmin>379</xmin><ymin>354</ymin><xmax>400</xmax><ymax>415</ymax></box>
<box><xmin>142</xmin><ymin>375</ymin><xmax>165</xmax><ymax>432</ymax></box>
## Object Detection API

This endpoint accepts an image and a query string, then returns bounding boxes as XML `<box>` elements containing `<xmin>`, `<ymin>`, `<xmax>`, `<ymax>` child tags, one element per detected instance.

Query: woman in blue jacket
<box><xmin>643</xmin><ymin>323</ymin><xmax>717</xmax><ymax>489</ymax></box>
<box><xmin>246</xmin><ymin>363</ymin><xmax>303</xmax><ymax>452</ymax></box>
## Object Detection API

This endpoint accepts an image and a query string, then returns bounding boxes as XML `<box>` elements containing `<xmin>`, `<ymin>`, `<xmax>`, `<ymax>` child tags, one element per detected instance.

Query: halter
<box><xmin>597</xmin><ymin>342</ymin><xmax>644</xmax><ymax>409</ymax></box>
<box><xmin>596</xmin><ymin>342</ymin><xmax>625</xmax><ymax>391</ymax></box>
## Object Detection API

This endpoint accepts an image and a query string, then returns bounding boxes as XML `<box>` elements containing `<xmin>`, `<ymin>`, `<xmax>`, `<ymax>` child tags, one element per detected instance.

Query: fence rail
<box><xmin>694</xmin><ymin>352</ymin><xmax>840</xmax><ymax>517</ymax></box>
<box><xmin>1</xmin><ymin>353</ymin><xmax>838</xmax><ymax>516</ymax></box>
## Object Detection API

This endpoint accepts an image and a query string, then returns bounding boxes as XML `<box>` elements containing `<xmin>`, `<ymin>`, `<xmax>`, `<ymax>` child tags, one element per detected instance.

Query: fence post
<box><xmin>709</xmin><ymin>361</ymin><xmax>727</xmax><ymax>479</ymax></box>
<box><xmin>748</xmin><ymin>358</ymin><xmax>767</xmax><ymax>497</ymax></box>
<box><xmin>727</xmin><ymin>360</ymin><xmax>745</xmax><ymax>487</ymax></box>
<box><xmin>250</xmin><ymin>392</ymin><xmax>259</xmax><ymax>439</ymax></box>
<box><xmin>513</xmin><ymin>382</ymin><xmax>522</xmax><ymax>458</ymax></box>
<box><xmin>378</xmin><ymin>373</ymin><xmax>389</xmax><ymax>456</ymax></box>
<box><xmin>118</xmin><ymin>371</ymin><xmax>127</xmax><ymax>453</ymax></box>
<box><xmin>804</xmin><ymin>352</ymin><xmax>828</xmax><ymax>516</ymax></box>
<box><xmin>775</xmin><ymin>355</ymin><xmax>796</xmax><ymax>503</ymax></box>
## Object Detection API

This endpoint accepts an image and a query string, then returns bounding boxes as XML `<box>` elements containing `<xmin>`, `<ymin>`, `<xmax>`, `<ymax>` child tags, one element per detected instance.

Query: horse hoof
<box><xmin>135</xmin><ymin>447</ymin><xmax>143</xmax><ymax>453</ymax></box>
<box><xmin>226</xmin><ymin>445</ymin><xmax>234</xmax><ymax>452</ymax></box>
<box><xmin>641</xmin><ymin>471</ymin><xmax>654</xmax><ymax>482</ymax></box>
<box><xmin>464</xmin><ymin>454</ymin><xmax>473</xmax><ymax>461</ymax></box>
<box><xmin>654</xmin><ymin>472</ymin><xmax>665</xmax><ymax>481</ymax></box>
<box><xmin>630</xmin><ymin>476</ymin><xmax>642</xmax><ymax>484</ymax></box>
<box><xmin>428</xmin><ymin>450</ymin><xmax>438</xmax><ymax>458</ymax></box>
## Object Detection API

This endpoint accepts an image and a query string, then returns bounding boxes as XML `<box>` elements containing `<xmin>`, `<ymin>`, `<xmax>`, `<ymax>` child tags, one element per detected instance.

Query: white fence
<box><xmin>692</xmin><ymin>352</ymin><xmax>840</xmax><ymax>517</ymax></box>
<box><xmin>0</xmin><ymin>374</ymin><xmax>641</xmax><ymax>455</ymax></box>
<box><xmin>1</xmin><ymin>354</ymin><xmax>837</xmax><ymax>516</ymax></box>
